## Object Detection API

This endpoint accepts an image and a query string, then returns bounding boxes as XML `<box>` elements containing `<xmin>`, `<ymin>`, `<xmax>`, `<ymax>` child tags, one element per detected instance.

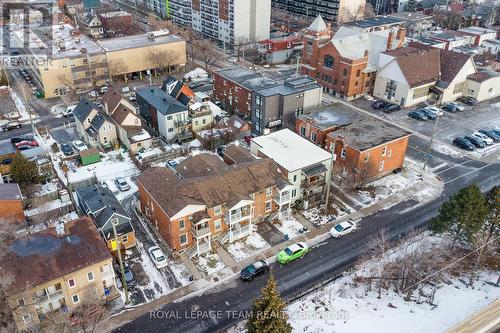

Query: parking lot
<box><xmin>350</xmin><ymin>96</ymin><xmax>500</xmax><ymax>160</ymax></box>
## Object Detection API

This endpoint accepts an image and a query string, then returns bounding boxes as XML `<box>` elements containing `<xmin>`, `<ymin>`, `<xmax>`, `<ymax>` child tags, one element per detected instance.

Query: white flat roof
<box><xmin>251</xmin><ymin>129</ymin><xmax>331</xmax><ymax>172</ymax></box>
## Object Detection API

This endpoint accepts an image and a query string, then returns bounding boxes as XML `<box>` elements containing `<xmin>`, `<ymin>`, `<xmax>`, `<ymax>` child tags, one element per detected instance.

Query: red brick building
<box><xmin>98</xmin><ymin>11</ymin><xmax>133</xmax><ymax>36</ymax></box>
<box><xmin>301</xmin><ymin>15</ymin><xmax>406</xmax><ymax>100</ymax></box>
<box><xmin>295</xmin><ymin>108</ymin><xmax>351</xmax><ymax>149</ymax></box>
<box><xmin>258</xmin><ymin>35</ymin><xmax>303</xmax><ymax>65</ymax></box>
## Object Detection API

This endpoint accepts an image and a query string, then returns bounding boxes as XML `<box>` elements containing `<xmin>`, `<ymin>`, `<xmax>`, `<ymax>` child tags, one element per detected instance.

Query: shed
<box><xmin>80</xmin><ymin>148</ymin><xmax>101</xmax><ymax>166</ymax></box>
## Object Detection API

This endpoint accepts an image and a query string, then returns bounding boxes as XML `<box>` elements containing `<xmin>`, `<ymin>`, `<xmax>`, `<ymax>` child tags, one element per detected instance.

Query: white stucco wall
<box><xmin>466</xmin><ymin>76</ymin><xmax>500</xmax><ymax>102</ymax></box>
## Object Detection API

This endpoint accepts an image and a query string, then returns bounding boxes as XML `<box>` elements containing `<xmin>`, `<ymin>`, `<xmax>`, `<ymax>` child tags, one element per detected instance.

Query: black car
<box><xmin>478</xmin><ymin>129</ymin><xmax>500</xmax><ymax>142</ymax></box>
<box><xmin>61</xmin><ymin>143</ymin><xmax>74</xmax><ymax>156</ymax></box>
<box><xmin>240</xmin><ymin>260</ymin><xmax>269</xmax><ymax>281</ymax></box>
<box><xmin>464</xmin><ymin>135</ymin><xmax>486</xmax><ymax>148</ymax></box>
<box><xmin>419</xmin><ymin>108</ymin><xmax>437</xmax><ymax>120</ymax></box>
<box><xmin>117</xmin><ymin>264</ymin><xmax>136</xmax><ymax>288</ymax></box>
<box><xmin>409</xmin><ymin>110</ymin><xmax>428</xmax><ymax>121</ymax></box>
<box><xmin>492</xmin><ymin>129</ymin><xmax>500</xmax><ymax>137</ymax></box>
<box><xmin>371</xmin><ymin>100</ymin><xmax>387</xmax><ymax>110</ymax></box>
<box><xmin>458</xmin><ymin>96</ymin><xmax>478</xmax><ymax>106</ymax></box>
<box><xmin>383</xmin><ymin>103</ymin><xmax>401</xmax><ymax>113</ymax></box>
<box><xmin>2</xmin><ymin>121</ymin><xmax>22</xmax><ymax>131</ymax></box>
<box><xmin>10</xmin><ymin>133</ymin><xmax>34</xmax><ymax>144</ymax></box>
<box><xmin>453</xmin><ymin>137</ymin><xmax>475</xmax><ymax>151</ymax></box>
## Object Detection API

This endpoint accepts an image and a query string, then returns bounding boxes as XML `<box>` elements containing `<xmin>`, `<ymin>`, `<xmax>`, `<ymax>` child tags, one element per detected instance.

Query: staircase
<box><xmin>219</xmin><ymin>231</ymin><xmax>230</xmax><ymax>245</ymax></box>
<box><xmin>185</xmin><ymin>244</ymin><xmax>197</xmax><ymax>259</ymax></box>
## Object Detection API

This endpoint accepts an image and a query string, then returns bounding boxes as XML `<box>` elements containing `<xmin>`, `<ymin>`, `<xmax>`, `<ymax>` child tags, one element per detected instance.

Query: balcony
<box><xmin>229</xmin><ymin>225</ymin><xmax>252</xmax><ymax>242</ymax></box>
<box><xmin>33</xmin><ymin>288</ymin><xmax>64</xmax><ymax>303</ymax></box>
<box><xmin>224</xmin><ymin>209</ymin><xmax>251</xmax><ymax>224</ymax></box>
<box><xmin>274</xmin><ymin>193</ymin><xmax>291</xmax><ymax>205</ymax></box>
<box><xmin>303</xmin><ymin>177</ymin><xmax>325</xmax><ymax>189</ymax></box>
<box><xmin>177</xmin><ymin>131</ymin><xmax>193</xmax><ymax>141</ymax></box>
<box><xmin>174</xmin><ymin>119</ymin><xmax>191</xmax><ymax>127</ymax></box>
<box><xmin>192</xmin><ymin>226</ymin><xmax>210</xmax><ymax>238</ymax></box>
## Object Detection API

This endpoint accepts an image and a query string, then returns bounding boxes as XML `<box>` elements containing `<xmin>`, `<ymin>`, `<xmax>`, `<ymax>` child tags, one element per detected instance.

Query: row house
<box><xmin>136</xmin><ymin>153</ymin><xmax>293</xmax><ymax>258</ymax></box>
<box><xmin>73</xmin><ymin>100</ymin><xmax>119</xmax><ymax>149</ymax></box>
<box><xmin>373</xmin><ymin>45</ymin><xmax>477</xmax><ymax>107</ymax></box>
<box><xmin>257</xmin><ymin>35</ymin><xmax>303</xmax><ymax>65</ymax></box>
<box><xmin>213</xmin><ymin>66</ymin><xmax>322</xmax><ymax>135</ymax></box>
<box><xmin>301</xmin><ymin>15</ymin><xmax>406</xmax><ymax>100</ymax></box>
<box><xmin>1</xmin><ymin>218</ymin><xmax>116</xmax><ymax>331</ymax></box>
<box><xmin>251</xmin><ymin>129</ymin><xmax>332</xmax><ymax>209</ymax></box>
<box><xmin>136</xmin><ymin>87</ymin><xmax>192</xmax><ymax>143</ymax></box>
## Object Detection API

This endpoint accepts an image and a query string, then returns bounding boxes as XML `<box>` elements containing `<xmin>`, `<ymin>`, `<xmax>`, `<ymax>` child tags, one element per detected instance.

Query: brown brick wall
<box><xmin>295</xmin><ymin>117</ymin><xmax>336</xmax><ymax>149</ymax></box>
<box><xmin>213</xmin><ymin>73</ymin><xmax>252</xmax><ymax>117</ymax></box>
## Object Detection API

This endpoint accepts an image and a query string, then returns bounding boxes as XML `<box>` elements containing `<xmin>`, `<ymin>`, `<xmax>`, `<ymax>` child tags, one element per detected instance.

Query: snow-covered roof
<box><xmin>308</xmin><ymin>15</ymin><xmax>327</xmax><ymax>33</ymax></box>
<box><xmin>251</xmin><ymin>129</ymin><xmax>331</xmax><ymax>172</ymax></box>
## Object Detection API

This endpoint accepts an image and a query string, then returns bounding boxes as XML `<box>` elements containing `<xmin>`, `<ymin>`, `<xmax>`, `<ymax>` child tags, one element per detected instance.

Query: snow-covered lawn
<box><xmin>169</xmin><ymin>261</ymin><xmax>193</xmax><ymax>286</ymax></box>
<box><xmin>226</xmin><ymin>232</ymin><xmax>270</xmax><ymax>262</ymax></box>
<box><xmin>193</xmin><ymin>252</ymin><xmax>226</xmax><ymax>276</ymax></box>
<box><xmin>34</xmin><ymin>181</ymin><xmax>59</xmax><ymax>196</ymax></box>
<box><xmin>273</xmin><ymin>216</ymin><xmax>308</xmax><ymax>240</ymax></box>
<box><xmin>289</xmin><ymin>270</ymin><xmax>499</xmax><ymax>333</ymax></box>
<box><xmin>302</xmin><ymin>203</ymin><xmax>354</xmax><ymax>226</ymax></box>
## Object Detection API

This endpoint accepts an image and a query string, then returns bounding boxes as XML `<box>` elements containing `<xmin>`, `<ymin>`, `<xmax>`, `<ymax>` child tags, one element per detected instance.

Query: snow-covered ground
<box><xmin>273</xmin><ymin>216</ymin><xmax>308</xmax><ymax>240</ymax></box>
<box><xmin>302</xmin><ymin>203</ymin><xmax>354</xmax><ymax>226</ymax></box>
<box><xmin>34</xmin><ymin>181</ymin><xmax>59</xmax><ymax>196</ymax></box>
<box><xmin>226</xmin><ymin>232</ymin><xmax>270</xmax><ymax>262</ymax></box>
<box><xmin>193</xmin><ymin>252</ymin><xmax>226</xmax><ymax>276</ymax></box>
<box><xmin>10</xmin><ymin>88</ymin><xmax>39</xmax><ymax>122</ymax></box>
<box><xmin>169</xmin><ymin>261</ymin><xmax>193</xmax><ymax>287</ymax></box>
<box><xmin>104</xmin><ymin>176</ymin><xmax>138</xmax><ymax>202</ymax></box>
<box><xmin>432</xmin><ymin>142</ymin><xmax>464</xmax><ymax>159</ymax></box>
<box><xmin>24</xmin><ymin>198</ymin><xmax>72</xmax><ymax>217</ymax></box>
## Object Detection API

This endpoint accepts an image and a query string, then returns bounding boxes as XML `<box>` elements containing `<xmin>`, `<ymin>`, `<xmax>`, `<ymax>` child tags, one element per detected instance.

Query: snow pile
<box><xmin>184</xmin><ymin>68</ymin><xmax>209</xmax><ymax>82</ymax></box>
<box><xmin>194</xmin><ymin>252</ymin><xmax>226</xmax><ymax>276</ymax></box>
<box><xmin>11</xmin><ymin>89</ymin><xmax>38</xmax><ymax>121</ymax></box>
<box><xmin>35</xmin><ymin>182</ymin><xmax>59</xmax><ymax>196</ymax></box>
<box><xmin>273</xmin><ymin>216</ymin><xmax>308</xmax><ymax>240</ymax></box>
<box><xmin>432</xmin><ymin>142</ymin><xmax>464</xmax><ymax>159</ymax></box>
<box><xmin>189</xmin><ymin>139</ymin><xmax>202</xmax><ymax>148</ymax></box>
<box><xmin>226</xmin><ymin>232</ymin><xmax>271</xmax><ymax>262</ymax></box>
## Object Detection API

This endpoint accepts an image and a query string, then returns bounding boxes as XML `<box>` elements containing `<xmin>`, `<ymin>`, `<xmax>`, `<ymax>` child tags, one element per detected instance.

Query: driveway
<box><xmin>50</xmin><ymin>125</ymin><xmax>81</xmax><ymax>145</ymax></box>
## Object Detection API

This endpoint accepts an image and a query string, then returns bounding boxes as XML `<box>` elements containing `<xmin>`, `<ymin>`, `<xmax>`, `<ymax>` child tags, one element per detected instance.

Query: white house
<box><xmin>250</xmin><ymin>129</ymin><xmax>332</xmax><ymax>209</ymax></box>
<box><xmin>482</xmin><ymin>39</ymin><xmax>500</xmax><ymax>55</ymax></box>
<box><xmin>458</xmin><ymin>27</ymin><xmax>497</xmax><ymax>46</ymax></box>
<box><xmin>466</xmin><ymin>70</ymin><xmax>500</xmax><ymax>102</ymax></box>
<box><xmin>373</xmin><ymin>45</ymin><xmax>476</xmax><ymax>107</ymax></box>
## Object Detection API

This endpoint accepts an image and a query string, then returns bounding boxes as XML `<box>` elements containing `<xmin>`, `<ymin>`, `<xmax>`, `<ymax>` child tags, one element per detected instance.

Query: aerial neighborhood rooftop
<box><xmin>0</xmin><ymin>1</ymin><xmax>499</xmax><ymax>333</ymax></box>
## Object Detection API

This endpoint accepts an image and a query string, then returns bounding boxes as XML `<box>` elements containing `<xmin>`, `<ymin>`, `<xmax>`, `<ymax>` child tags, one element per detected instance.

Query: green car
<box><xmin>277</xmin><ymin>242</ymin><xmax>309</xmax><ymax>264</ymax></box>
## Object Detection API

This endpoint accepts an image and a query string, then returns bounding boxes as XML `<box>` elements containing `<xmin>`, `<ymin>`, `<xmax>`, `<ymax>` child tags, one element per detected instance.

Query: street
<box><xmin>115</xmin><ymin>138</ymin><xmax>500</xmax><ymax>333</ymax></box>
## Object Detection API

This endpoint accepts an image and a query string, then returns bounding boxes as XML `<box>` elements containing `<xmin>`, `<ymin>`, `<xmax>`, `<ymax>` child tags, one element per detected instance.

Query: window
<box><xmin>311</xmin><ymin>132</ymin><xmax>317</xmax><ymax>142</ymax></box>
<box><xmin>341</xmin><ymin>148</ymin><xmax>346</xmax><ymax>159</ymax></box>
<box><xmin>17</xmin><ymin>298</ymin><xmax>25</xmax><ymax>307</ymax></box>
<box><xmin>292</xmin><ymin>189</ymin><xmax>297</xmax><ymax>197</ymax></box>
<box><xmin>179</xmin><ymin>233</ymin><xmax>188</xmax><ymax>245</ymax></box>
<box><xmin>213</xmin><ymin>205</ymin><xmax>221</xmax><ymax>215</ymax></box>
<box><xmin>355</xmin><ymin>81</ymin><xmax>358</xmax><ymax>87</ymax></box>
<box><xmin>255</xmin><ymin>95</ymin><xmax>262</xmax><ymax>106</ymax></box>
<box><xmin>87</xmin><ymin>271</ymin><xmax>94</xmax><ymax>282</ymax></box>
<box><xmin>214</xmin><ymin>219</ymin><xmax>222</xmax><ymax>230</ymax></box>
<box><xmin>72</xmin><ymin>294</ymin><xmax>80</xmax><ymax>304</ymax></box>
<box><xmin>293</xmin><ymin>175</ymin><xmax>297</xmax><ymax>182</ymax></box>
<box><xmin>364</xmin><ymin>154</ymin><xmax>369</xmax><ymax>163</ymax></box>
<box><xmin>122</xmin><ymin>234</ymin><xmax>128</xmax><ymax>243</ymax></box>
<box><xmin>179</xmin><ymin>219</ymin><xmax>185</xmax><ymax>230</ymax></box>
<box><xmin>68</xmin><ymin>279</ymin><xmax>76</xmax><ymax>288</ymax></box>
<box><xmin>265</xmin><ymin>200</ymin><xmax>272</xmax><ymax>212</ymax></box>
<box><xmin>168</xmin><ymin>128</ymin><xmax>174</xmax><ymax>132</ymax></box>
<box><xmin>323</xmin><ymin>55</ymin><xmax>334</xmax><ymax>68</ymax></box>
<box><xmin>108</xmin><ymin>124</ymin><xmax>112</xmax><ymax>130</ymax></box>
<box><xmin>453</xmin><ymin>81</ymin><xmax>466</xmax><ymax>94</ymax></box>
<box><xmin>382</xmin><ymin>146</ymin><xmax>387</xmax><ymax>156</ymax></box>
<box><xmin>266</xmin><ymin>187</ymin><xmax>273</xmax><ymax>196</ymax></box>
<box><xmin>356</xmin><ymin>69</ymin><xmax>361</xmax><ymax>77</ymax></box>
<box><xmin>379</xmin><ymin>160</ymin><xmax>385</xmax><ymax>171</ymax></box>
<box><xmin>385</xmin><ymin>80</ymin><xmax>397</xmax><ymax>98</ymax></box>
<box><xmin>202</xmin><ymin>119</ymin><xmax>206</xmax><ymax>124</ymax></box>
<box><xmin>343</xmin><ymin>68</ymin><xmax>348</xmax><ymax>77</ymax></box>
<box><xmin>412</xmin><ymin>86</ymin><xmax>429</xmax><ymax>99</ymax></box>
<box><xmin>22</xmin><ymin>314</ymin><xmax>32</xmax><ymax>324</ymax></box>
<box><xmin>388</xmin><ymin>149</ymin><xmax>392</xmax><ymax>157</ymax></box>
<box><xmin>167</xmin><ymin>115</ymin><xmax>173</xmax><ymax>120</ymax></box>
<box><xmin>300</xmin><ymin>127</ymin><xmax>306</xmax><ymax>136</ymax></box>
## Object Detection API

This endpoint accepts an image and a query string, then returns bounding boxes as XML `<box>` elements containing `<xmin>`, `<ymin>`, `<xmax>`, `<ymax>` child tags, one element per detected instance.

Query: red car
<box><xmin>15</xmin><ymin>140</ymin><xmax>38</xmax><ymax>148</ymax></box>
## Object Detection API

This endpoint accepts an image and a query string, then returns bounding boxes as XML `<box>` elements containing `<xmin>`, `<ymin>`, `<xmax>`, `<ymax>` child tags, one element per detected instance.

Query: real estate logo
<box><xmin>0</xmin><ymin>0</ymin><xmax>55</xmax><ymax>68</ymax></box>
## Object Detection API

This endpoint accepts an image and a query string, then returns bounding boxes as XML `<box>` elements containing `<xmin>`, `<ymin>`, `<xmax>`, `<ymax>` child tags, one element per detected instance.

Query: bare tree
<box><xmin>364</xmin><ymin>3</ymin><xmax>376</xmax><ymax>18</ymax></box>
<box><xmin>69</xmin><ymin>288</ymin><xmax>107</xmax><ymax>333</ymax></box>
<box><xmin>194</xmin><ymin>40</ymin><xmax>219</xmax><ymax>72</ymax></box>
<box><xmin>107</xmin><ymin>58</ymin><xmax>129</xmax><ymax>82</ymax></box>
<box><xmin>232</xmin><ymin>37</ymin><xmax>250</xmax><ymax>62</ymax></box>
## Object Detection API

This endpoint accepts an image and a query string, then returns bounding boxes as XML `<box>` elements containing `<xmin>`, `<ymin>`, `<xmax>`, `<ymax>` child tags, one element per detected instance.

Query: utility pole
<box><xmin>112</xmin><ymin>218</ymin><xmax>129</xmax><ymax>304</ymax></box>
<box><xmin>423</xmin><ymin>110</ymin><xmax>441</xmax><ymax>171</ymax></box>
<box><xmin>323</xmin><ymin>142</ymin><xmax>336</xmax><ymax>212</ymax></box>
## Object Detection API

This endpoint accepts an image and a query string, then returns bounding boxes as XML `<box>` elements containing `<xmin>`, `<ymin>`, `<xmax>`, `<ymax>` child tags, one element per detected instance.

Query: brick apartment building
<box><xmin>301</xmin><ymin>15</ymin><xmax>406</xmax><ymax>100</ymax></box>
<box><xmin>98</xmin><ymin>11</ymin><xmax>133</xmax><ymax>36</ymax></box>
<box><xmin>257</xmin><ymin>35</ymin><xmax>303</xmax><ymax>65</ymax></box>
<box><xmin>136</xmin><ymin>153</ymin><xmax>293</xmax><ymax>258</ymax></box>
<box><xmin>213</xmin><ymin>66</ymin><xmax>322</xmax><ymax>135</ymax></box>
<box><xmin>296</xmin><ymin>107</ymin><xmax>410</xmax><ymax>183</ymax></box>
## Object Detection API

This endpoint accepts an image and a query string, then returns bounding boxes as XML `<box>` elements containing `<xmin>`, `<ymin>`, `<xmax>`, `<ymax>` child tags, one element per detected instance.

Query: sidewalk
<box><xmin>98</xmin><ymin>174</ymin><xmax>443</xmax><ymax>332</ymax></box>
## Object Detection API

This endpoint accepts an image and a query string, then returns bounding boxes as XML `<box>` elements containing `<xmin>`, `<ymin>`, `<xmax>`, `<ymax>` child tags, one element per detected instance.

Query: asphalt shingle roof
<box><xmin>137</xmin><ymin>87</ymin><xmax>187</xmax><ymax>115</ymax></box>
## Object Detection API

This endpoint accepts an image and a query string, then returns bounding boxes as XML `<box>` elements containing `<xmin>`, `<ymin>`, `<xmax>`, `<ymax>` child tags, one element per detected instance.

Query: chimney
<box><xmin>396</xmin><ymin>27</ymin><xmax>406</xmax><ymax>44</ymax></box>
<box><xmin>386</xmin><ymin>30</ymin><xmax>394</xmax><ymax>51</ymax></box>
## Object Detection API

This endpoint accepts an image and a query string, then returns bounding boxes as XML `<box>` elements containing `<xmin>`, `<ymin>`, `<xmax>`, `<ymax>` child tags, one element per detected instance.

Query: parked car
<box><xmin>166</xmin><ymin>159</ymin><xmax>178</xmax><ymax>169</ymax></box>
<box><xmin>472</xmin><ymin>132</ymin><xmax>493</xmax><ymax>145</ymax></box>
<box><xmin>100</xmin><ymin>86</ymin><xmax>109</xmax><ymax>94</ymax></box>
<box><xmin>72</xmin><ymin>140</ymin><xmax>88</xmax><ymax>152</ymax></box>
<box><xmin>452</xmin><ymin>137</ymin><xmax>475</xmax><ymax>151</ymax></box>
<box><xmin>16</xmin><ymin>144</ymin><xmax>34</xmax><ymax>150</ymax></box>
<box><xmin>63</xmin><ymin>104</ymin><xmax>76</xmax><ymax>117</ymax></box>
<box><xmin>458</xmin><ymin>96</ymin><xmax>478</xmax><ymax>106</ymax></box>
<box><xmin>2</xmin><ymin>121</ymin><xmax>22</xmax><ymax>131</ymax></box>
<box><xmin>15</xmin><ymin>140</ymin><xmax>38</xmax><ymax>148</ymax></box>
<box><xmin>240</xmin><ymin>260</ymin><xmax>269</xmax><ymax>281</ymax></box>
<box><xmin>478</xmin><ymin>129</ymin><xmax>500</xmax><ymax>142</ymax></box>
<box><xmin>277</xmin><ymin>242</ymin><xmax>309</xmax><ymax>264</ymax></box>
<box><xmin>464</xmin><ymin>135</ymin><xmax>486</xmax><ymax>149</ymax></box>
<box><xmin>115</xmin><ymin>178</ymin><xmax>130</xmax><ymax>191</ymax></box>
<box><xmin>419</xmin><ymin>108</ymin><xmax>437</xmax><ymax>120</ymax></box>
<box><xmin>128</xmin><ymin>95</ymin><xmax>136</xmax><ymax>102</ymax></box>
<box><xmin>408</xmin><ymin>110</ymin><xmax>428</xmax><ymax>121</ymax></box>
<box><xmin>116</xmin><ymin>264</ymin><xmax>136</xmax><ymax>288</ymax></box>
<box><xmin>88</xmin><ymin>90</ymin><xmax>98</xmax><ymax>98</ymax></box>
<box><xmin>492</xmin><ymin>129</ymin><xmax>500</xmax><ymax>137</ymax></box>
<box><xmin>371</xmin><ymin>100</ymin><xmax>388</xmax><ymax>110</ymax></box>
<box><xmin>442</xmin><ymin>104</ymin><xmax>459</xmax><ymax>113</ymax></box>
<box><xmin>383</xmin><ymin>103</ymin><xmax>401</xmax><ymax>113</ymax></box>
<box><xmin>10</xmin><ymin>133</ymin><xmax>34</xmax><ymax>144</ymax></box>
<box><xmin>329</xmin><ymin>221</ymin><xmax>357</xmax><ymax>238</ymax></box>
<box><xmin>448</xmin><ymin>102</ymin><xmax>465</xmax><ymax>111</ymax></box>
<box><xmin>148</xmin><ymin>246</ymin><xmax>168</xmax><ymax>269</ymax></box>
<box><xmin>61</xmin><ymin>143</ymin><xmax>74</xmax><ymax>156</ymax></box>
<box><xmin>423</xmin><ymin>105</ymin><xmax>443</xmax><ymax>116</ymax></box>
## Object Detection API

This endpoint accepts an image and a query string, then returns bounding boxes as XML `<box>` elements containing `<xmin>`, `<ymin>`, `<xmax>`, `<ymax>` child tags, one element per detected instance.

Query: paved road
<box><xmin>115</xmin><ymin>141</ymin><xmax>500</xmax><ymax>333</ymax></box>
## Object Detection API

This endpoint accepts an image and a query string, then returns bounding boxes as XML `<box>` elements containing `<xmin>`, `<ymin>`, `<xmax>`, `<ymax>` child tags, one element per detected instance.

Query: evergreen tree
<box><xmin>430</xmin><ymin>184</ymin><xmax>489</xmax><ymax>244</ymax></box>
<box><xmin>10</xmin><ymin>152</ymin><xmax>40</xmax><ymax>187</ymax></box>
<box><xmin>485</xmin><ymin>186</ymin><xmax>500</xmax><ymax>238</ymax></box>
<box><xmin>246</xmin><ymin>274</ymin><xmax>292</xmax><ymax>333</ymax></box>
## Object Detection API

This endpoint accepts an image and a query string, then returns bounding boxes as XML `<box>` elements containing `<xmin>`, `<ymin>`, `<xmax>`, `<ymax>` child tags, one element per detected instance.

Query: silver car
<box><xmin>115</xmin><ymin>178</ymin><xmax>130</xmax><ymax>191</ymax></box>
